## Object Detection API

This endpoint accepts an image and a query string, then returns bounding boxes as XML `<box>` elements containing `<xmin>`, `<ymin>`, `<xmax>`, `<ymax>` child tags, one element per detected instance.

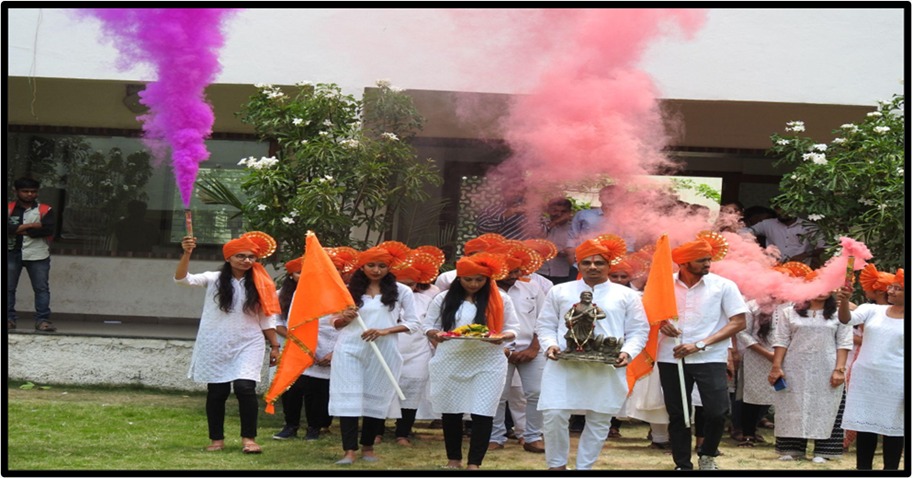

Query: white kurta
<box><xmin>535</xmin><ymin>280</ymin><xmax>649</xmax><ymax>414</ymax></box>
<box><xmin>303</xmin><ymin>315</ymin><xmax>340</xmax><ymax>380</ymax></box>
<box><xmin>423</xmin><ymin>289</ymin><xmax>520</xmax><ymax>417</ymax></box>
<box><xmin>176</xmin><ymin>271</ymin><xmax>276</xmax><ymax>383</ymax></box>
<box><xmin>736</xmin><ymin>303</ymin><xmax>778</xmax><ymax>406</ymax></box>
<box><xmin>397</xmin><ymin>291</ymin><xmax>436</xmax><ymax>415</ymax></box>
<box><xmin>770</xmin><ymin>306</ymin><xmax>853</xmax><ymax>439</ymax></box>
<box><xmin>329</xmin><ymin>283</ymin><xmax>420</xmax><ymax>419</ymax></box>
<box><xmin>842</xmin><ymin>304</ymin><xmax>904</xmax><ymax>436</ymax></box>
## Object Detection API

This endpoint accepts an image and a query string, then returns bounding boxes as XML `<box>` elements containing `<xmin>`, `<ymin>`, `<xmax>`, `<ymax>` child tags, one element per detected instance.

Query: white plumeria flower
<box><xmin>867</xmin><ymin>111</ymin><xmax>882</xmax><ymax>117</ymax></box>
<box><xmin>238</xmin><ymin>157</ymin><xmax>248</xmax><ymax>166</ymax></box>
<box><xmin>840</xmin><ymin>124</ymin><xmax>859</xmax><ymax>132</ymax></box>
<box><xmin>292</xmin><ymin>118</ymin><xmax>304</xmax><ymax>126</ymax></box>
<box><xmin>300</xmin><ymin>140</ymin><xmax>309</xmax><ymax>146</ymax></box>
<box><xmin>266</xmin><ymin>90</ymin><xmax>285</xmax><ymax>99</ymax></box>
<box><xmin>858</xmin><ymin>198</ymin><xmax>875</xmax><ymax>206</ymax></box>
<box><xmin>324</xmin><ymin>175</ymin><xmax>334</xmax><ymax>182</ymax></box>
<box><xmin>254</xmin><ymin>83</ymin><xmax>272</xmax><ymax>89</ymax></box>
<box><xmin>873</xmin><ymin>126</ymin><xmax>891</xmax><ymax>134</ymax></box>
<box><xmin>257</xmin><ymin>204</ymin><xmax>268</xmax><ymax>211</ymax></box>
<box><xmin>340</xmin><ymin>138</ymin><xmax>360</xmax><ymax>148</ymax></box>
<box><xmin>776</xmin><ymin>139</ymin><xmax>790</xmax><ymax>145</ymax></box>
<box><xmin>381</xmin><ymin>132</ymin><xmax>399</xmax><ymax>141</ymax></box>
<box><xmin>785</xmin><ymin>121</ymin><xmax>805</xmax><ymax>132</ymax></box>
<box><xmin>289</xmin><ymin>210</ymin><xmax>298</xmax><ymax>217</ymax></box>
<box><xmin>897</xmin><ymin>168</ymin><xmax>904</xmax><ymax>176</ymax></box>
<box><xmin>807</xmin><ymin>214</ymin><xmax>825</xmax><ymax>221</ymax></box>
<box><xmin>323</xmin><ymin>119</ymin><xmax>333</xmax><ymax>127</ymax></box>
<box><xmin>318</xmin><ymin>131</ymin><xmax>329</xmax><ymax>137</ymax></box>
<box><xmin>811</xmin><ymin>143</ymin><xmax>827</xmax><ymax>152</ymax></box>
<box><xmin>376</xmin><ymin>79</ymin><xmax>392</xmax><ymax>88</ymax></box>
<box><xmin>281</xmin><ymin>217</ymin><xmax>296</xmax><ymax>224</ymax></box>
<box><xmin>790</xmin><ymin>174</ymin><xmax>798</xmax><ymax>180</ymax></box>
<box><xmin>832</xmin><ymin>138</ymin><xmax>846</xmax><ymax>144</ymax></box>
<box><xmin>802</xmin><ymin>152</ymin><xmax>827</xmax><ymax>164</ymax></box>
<box><xmin>318</xmin><ymin>178</ymin><xmax>326</xmax><ymax>183</ymax></box>
<box><xmin>877</xmin><ymin>204</ymin><xmax>888</xmax><ymax>211</ymax></box>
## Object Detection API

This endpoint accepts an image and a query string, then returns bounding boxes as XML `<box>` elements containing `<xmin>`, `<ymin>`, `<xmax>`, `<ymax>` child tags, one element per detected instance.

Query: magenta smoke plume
<box><xmin>85</xmin><ymin>8</ymin><xmax>237</xmax><ymax>207</ymax></box>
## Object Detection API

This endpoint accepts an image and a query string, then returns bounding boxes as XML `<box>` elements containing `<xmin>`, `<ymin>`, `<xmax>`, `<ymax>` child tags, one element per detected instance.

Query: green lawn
<box><xmin>4</xmin><ymin>382</ymin><xmax>886</xmax><ymax>472</ymax></box>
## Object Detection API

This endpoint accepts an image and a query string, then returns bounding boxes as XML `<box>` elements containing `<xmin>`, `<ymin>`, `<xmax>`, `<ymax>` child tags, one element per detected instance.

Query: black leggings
<box><xmin>443</xmin><ymin>413</ymin><xmax>493</xmax><ymax>466</ymax></box>
<box><xmin>206</xmin><ymin>380</ymin><xmax>258</xmax><ymax>440</ymax></box>
<box><xmin>855</xmin><ymin>431</ymin><xmax>904</xmax><ymax>470</ymax></box>
<box><xmin>740</xmin><ymin>402</ymin><xmax>771</xmax><ymax>438</ymax></box>
<box><xmin>339</xmin><ymin>416</ymin><xmax>385</xmax><ymax>451</ymax></box>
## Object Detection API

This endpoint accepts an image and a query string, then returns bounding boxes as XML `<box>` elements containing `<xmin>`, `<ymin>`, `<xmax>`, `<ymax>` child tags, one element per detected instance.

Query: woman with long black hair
<box><xmin>328</xmin><ymin>242</ymin><xmax>420</xmax><ymax>465</ymax></box>
<box><xmin>174</xmin><ymin>233</ymin><xmax>281</xmax><ymax>455</ymax></box>
<box><xmin>768</xmin><ymin>273</ymin><xmax>853</xmax><ymax>463</ymax></box>
<box><xmin>423</xmin><ymin>252</ymin><xmax>519</xmax><ymax>470</ymax></box>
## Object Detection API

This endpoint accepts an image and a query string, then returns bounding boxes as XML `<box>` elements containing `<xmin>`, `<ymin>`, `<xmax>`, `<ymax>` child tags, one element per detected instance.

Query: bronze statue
<box><xmin>560</xmin><ymin>290</ymin><xmax>624</xmax><ymax>364</ymax></box>
<box><xmin>563</xmin><ymin>291</ymin><xmax>606</xmax><ymax>352</ymax></box>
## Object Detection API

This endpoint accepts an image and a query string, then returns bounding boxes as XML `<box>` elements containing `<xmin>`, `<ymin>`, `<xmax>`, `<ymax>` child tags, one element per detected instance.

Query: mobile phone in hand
<box><xmin>773</xmin><ymin>377</ymin><xmax>788</xmax><ymax>391</ymax></box>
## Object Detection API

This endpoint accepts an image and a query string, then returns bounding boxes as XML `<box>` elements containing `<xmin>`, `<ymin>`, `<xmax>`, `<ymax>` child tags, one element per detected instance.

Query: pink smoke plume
<box><xmin>710</xmin><ymin>234</ymin><xmax>873</xmax><ymax>313</ymax></box>
<box><xmin>81</xmin><ymin>8</ymin><xmax>238</xmax><ymax>207</ymax></box>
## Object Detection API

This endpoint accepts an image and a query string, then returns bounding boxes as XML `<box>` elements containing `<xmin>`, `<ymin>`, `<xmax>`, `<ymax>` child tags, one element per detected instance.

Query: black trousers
<box><xmin>206</xmin><ymin>379</ymin><xmax>258</xmax><ymax>440</ymax></box>
<box><xmin>855</xmin><ymin>432</ymin><xmax>905</xmax><ymax>470</ymax></box>
<box><xmin>443</xmin><ymin>413</ymin><xmax>493</xmax><ymax>466</ymax></box>
<box><xmin>395</xmin><ymin>408</ymin><xmax>417</xmax><ymax>438</ymax></box>
<box><xmin>658</xmin><ymin>362</ymin><xmax>729</xmax><ymax>470</ymax></box>
<box><xmin>281</xmin><ymin>375</ymin><xmax>332</xmax><ymax>430</ymax></box>
<box><xmin>339</xmin><ymin>416</ymin><xmax>385</xmax><ymax>451</ymax></box>
<box><xmin>740</xmin><ymin>402</ymin><xmax>770</xmax><ymax>438</ymax></box>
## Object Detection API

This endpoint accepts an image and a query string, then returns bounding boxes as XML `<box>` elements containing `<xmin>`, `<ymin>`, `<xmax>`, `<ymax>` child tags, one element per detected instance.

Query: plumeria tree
<box><xmin>767</xmin><ymin>94</ymin><xmax>905</xmax><ymax>271</ymax></box>
<box><xmin>198</xmin><ymin>81</ymin><xmax>440</xmax><ymax>262</ymax></box>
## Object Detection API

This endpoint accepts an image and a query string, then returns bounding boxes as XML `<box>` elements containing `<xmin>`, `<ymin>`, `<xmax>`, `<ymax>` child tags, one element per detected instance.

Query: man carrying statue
<box><xmin>535</xmin><ymin>236</ymin><xmax>649</xmax><ymax>470</ymax></box>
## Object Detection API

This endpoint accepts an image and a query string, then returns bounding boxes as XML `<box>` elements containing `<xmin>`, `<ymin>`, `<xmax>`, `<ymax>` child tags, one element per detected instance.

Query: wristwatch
<box><xmin>695</xmin><ymin>341</ymin><xmax>707</xmax><ymax>351</ymax></box>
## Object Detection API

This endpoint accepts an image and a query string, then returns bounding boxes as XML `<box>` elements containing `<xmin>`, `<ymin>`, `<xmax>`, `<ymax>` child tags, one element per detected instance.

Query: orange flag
<box><xmin>626</xmin><ymin>234</ymin><xmax>677</xmax><ymax>394</ymax></box>
<box><xmin>264</xmin><ymin>231</ymin><xmax>355</xmax><ymax>414</ymax></box>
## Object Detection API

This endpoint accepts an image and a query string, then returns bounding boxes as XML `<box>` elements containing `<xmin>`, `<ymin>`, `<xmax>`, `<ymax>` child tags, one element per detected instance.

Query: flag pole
<box><xmin>354</xmin><ymin>313</ymin><xmax>406</xmax><ymax>401</ymax></box>
<box><xmin>674</xmin><ymin>333</ymin><xmax>691</xmax><ymax>428</ymax></box>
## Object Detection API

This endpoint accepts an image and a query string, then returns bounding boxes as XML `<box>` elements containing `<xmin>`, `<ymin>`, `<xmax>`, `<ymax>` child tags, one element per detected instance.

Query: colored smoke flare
<box><xmin>83</xmin><ymin>8</ymin><xmax>238</xmax><ymax>207</ymax></box>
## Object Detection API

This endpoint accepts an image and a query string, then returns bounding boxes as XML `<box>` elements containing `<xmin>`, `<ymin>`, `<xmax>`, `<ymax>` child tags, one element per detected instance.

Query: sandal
<box><xmin>608</xmin><ymin>427</ymin><xmax>622</xmax><ymax>438</ymax></box>
<box><xmin>205</xmin><ymin>442</ymin><xmax>224</xmax><ymax>452</ymax></box>
<box><xmin>395</xmin><ymin>437</ymin><xmax>412</xmax><ymax>447</ymax></box>
<box><xmin>35</xmin><ymin>321</ymin><xmax>56</xmax><ymax>332</ymax></box>
<box><xmin>242</xmin><ymin>442</ymin><xmax>262</xmax><ymax>454</ymax></box>
<box><xmin>738</xmin><ymin>437</ymin><xmax>756</xmax><ymax>447</ymax></box>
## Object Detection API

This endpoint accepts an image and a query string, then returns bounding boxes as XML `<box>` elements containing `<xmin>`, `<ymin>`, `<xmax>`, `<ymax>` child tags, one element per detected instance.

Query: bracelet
<box><xmin>270</xmin><ymin>344</ymin><xmax>280</xmax><ymax>349</ymax></box>
<box><xmin>834</xmin><ymin>367</ymin><xmax>846</xmax><ymax>373</ymax></box>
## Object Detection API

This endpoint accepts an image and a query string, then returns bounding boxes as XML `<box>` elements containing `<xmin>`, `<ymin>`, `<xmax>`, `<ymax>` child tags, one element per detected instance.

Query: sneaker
<box><xmin>698</xmin><ymin>455</ymin><xmax>718</xmax><ymax>470</ymax></box>
<box><xmin>778</xmin><ymin>455</ymin><xmax>795</xmax><ymax>461</ymax></box>
<box><xmin>304</xmin><ymin>427</ymin><xmax>320</xmax><ymax>441</ymax></box>
<box><xmin>272</xmin><ymin>425</ymin><xmax>299</xmax><ymax>440</ymax></box>
<box><xmin>812</xmin><ymin>456</ymin><xmax>827</xmax><ymax>463</ymax></box>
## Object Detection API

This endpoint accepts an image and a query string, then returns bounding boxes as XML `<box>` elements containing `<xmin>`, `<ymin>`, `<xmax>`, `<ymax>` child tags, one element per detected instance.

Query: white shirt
<box><xmin>656</xmin><ymin>272</ymin><xmax>749</xmax><ymax>364</ymax></box>
<box><xmin>501</xmin><ymin>280</ymin><xmax>545</xmax><ymax>351</ymax></box>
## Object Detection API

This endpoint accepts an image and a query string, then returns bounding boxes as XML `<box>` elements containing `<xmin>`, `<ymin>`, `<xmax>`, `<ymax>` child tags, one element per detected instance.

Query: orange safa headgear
<box><xmin>222</xmin><ymin>234</ymin><xmax>280</xmax><ymax>316</ymax></box>
<box><xmin>284</xmin><ymin>257</ymin><xmax>303</xmax><ymax>274</ymax></box>
<box><xmin>455</xmin><ymin>252</ymin><xmax>508</xmax><ymax>333</ymax></box>
<box><xmin>859</xmin><ymin>263</ymin><xmax>895</xmax><ymax>293</ymax></box>
<box><xmin>671</xmin><ymin>239</ymin><xmax>713</xmax><ymax>264</ymax></box>
<box><xmin>575</xmin><ymin>239</ymin><xmax>610</xmax><ymax>264</ymax></box>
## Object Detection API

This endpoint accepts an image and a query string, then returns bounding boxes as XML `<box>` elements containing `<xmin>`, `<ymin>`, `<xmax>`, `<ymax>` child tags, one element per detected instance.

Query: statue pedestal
<box><xmin>557</xmin><ymin>351</ymin><xmax>620</xmax><ymax>366</ymax></box>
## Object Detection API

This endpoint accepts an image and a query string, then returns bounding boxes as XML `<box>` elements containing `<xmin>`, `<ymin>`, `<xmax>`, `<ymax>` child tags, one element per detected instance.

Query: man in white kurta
<box><xmin>536</xmin><ymin>239</ymin><xmax>648</xmax><ymax>470</ymax></box>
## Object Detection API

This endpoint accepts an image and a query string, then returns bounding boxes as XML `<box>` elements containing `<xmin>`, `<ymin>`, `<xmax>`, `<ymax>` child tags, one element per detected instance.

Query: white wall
<box><xmin>11</xmin><ymin>255</ymin><xmax>260</xmax><ymax>319</ymax></box>
<box><xmin>7</xmin><ymin>8</ymin><xmax>905</xmax><ymax>106</ymax></box>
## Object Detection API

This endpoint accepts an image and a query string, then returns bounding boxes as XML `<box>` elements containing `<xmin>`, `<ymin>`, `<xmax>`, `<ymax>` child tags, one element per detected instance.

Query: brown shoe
<box><xmin>522</xmin><ymin>440</ymin><xmax>545</xmax><ymax>453</ymax></box>
<box><xmin>487</xmin><ymin>442</ymin><xmax>504</xmax><ymax>450</ymax></box>
<box><xmin>35</xmin><ymin>321</ymin><xmax>56</xmax><ymax>332</ymax></box>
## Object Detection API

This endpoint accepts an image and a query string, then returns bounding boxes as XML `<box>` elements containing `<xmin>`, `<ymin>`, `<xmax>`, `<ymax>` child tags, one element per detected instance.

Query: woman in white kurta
<box><xmin>175</xmin><ymin>235</ymin><xmax>280</xmax><ymax>454</ymax></box>
<box><xmin>768</xmin><ymin>291</ymin><xmax>852</xmax><ymax>461</ymax></box>
<box><xmin>535</xmin><ymin>243</ymin><xmax>648</xmax><ymax>471</ymax></box>
<box><xmin>423</xmin><ymin>253</ymin><xmax>519</xmax><ymax>470</ymax></box>
<box><xmin>837</xmin><ymin>273</ymin><xmax>905</xmax><ymax>470</ymax></box>
<box><xmin>328</xmin><ymin>246</ymin><xmax>420</xmax><ymax>464</ymax></box>
<box><xmin>735</xmin><ymin>300</ymin><xmax>779</xmax><ymax>446</ymax></box>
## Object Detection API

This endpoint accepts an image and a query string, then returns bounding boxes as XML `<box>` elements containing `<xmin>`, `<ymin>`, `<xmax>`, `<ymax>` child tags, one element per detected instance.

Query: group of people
<box><xmin>171</xmin><ymin>189</ymin><xmax>904</xmax><ymax>471</ymax></box>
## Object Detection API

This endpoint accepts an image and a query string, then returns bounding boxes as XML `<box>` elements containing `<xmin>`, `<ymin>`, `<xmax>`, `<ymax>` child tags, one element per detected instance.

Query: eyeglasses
<box><xmin>233</xmin><ymin>254</ymin><xmax>258</xmax><ymax>262</ymax></box>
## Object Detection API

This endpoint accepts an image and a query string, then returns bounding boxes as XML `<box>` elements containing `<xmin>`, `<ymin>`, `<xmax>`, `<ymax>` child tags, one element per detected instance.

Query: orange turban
<box><xmin>355</xmin><ymin>246</ymin><xmax>394</xmax><ymax>269</ymax></box>
<box><xmin>455</xmin><ymin>253</ymin><xmax>508</xmax><ymax>334</ymax></box>
<box><xmin>464</xmin><ymin>237</ymin><xmax>493</xmax><ymax>255</ymax></box>
<box><xmin>221</xmin><ymin>237</ymin><xmax>280</xmax><ymax>316</ymax></box>
<box><xmin>671</xmin><ymin>239</ymin><xmax>713</xmax><ymax>264</ymax></box>
<box><xmin>325</xmin><ymin>247</ymin><xmax>359</xmax><ymax>274</ymax></box>
<box><xmin>893</xmin><ymin>269</ymin><xmax>904</xmax><ymax>285</ymax></box>
<box><xmin>284</xmin><ymin>257</ymin><xmax>303</xmax><ymax>274</ymax></box>
<box><xmin>575</xmin><ymin>239</ymin><xmax>610</xmax><ymax>264</ymax></box>
<box><xmin>395</xmin><ymin>266</ymin><xmax>422</xmax><ymax>283</ymax></box>
<box><xmin>859</xmin><ymin>263</ymin><xmax>894</xmax><ymax>293</ymax></box>
<box><xmin>611</xmin><ymin>258</ymin><xmax>634</xmax><ymax>275</ymax></box>
<box><xmin>223</xmin><ymin>237</ymin><xmax>260</xmax><ymax>260</ymax></box>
